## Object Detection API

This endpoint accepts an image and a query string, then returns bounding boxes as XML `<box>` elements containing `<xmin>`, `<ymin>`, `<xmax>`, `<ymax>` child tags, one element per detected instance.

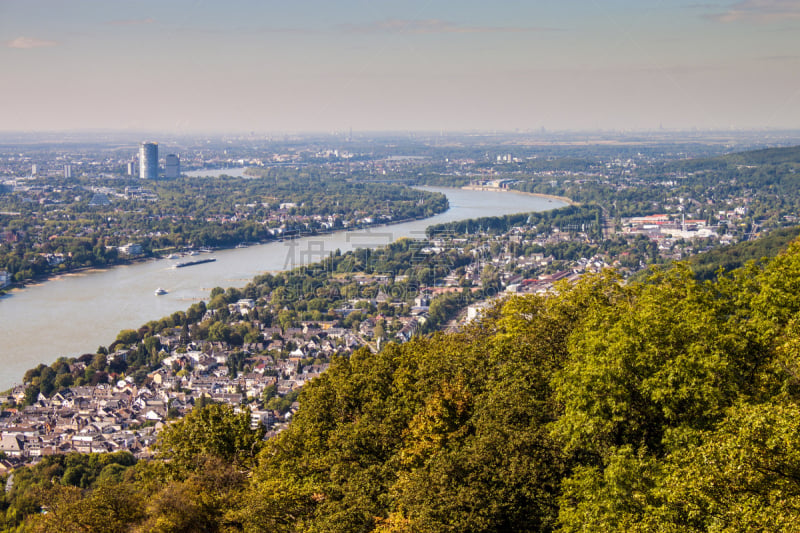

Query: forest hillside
<box><xmin>13</xmin><ymin>239</ymin><xmax>800</xmax><ymax>532</ymax></box>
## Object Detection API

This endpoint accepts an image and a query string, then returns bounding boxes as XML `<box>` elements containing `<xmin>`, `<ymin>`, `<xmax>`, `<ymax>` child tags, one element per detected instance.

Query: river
<box><xmin>184</xmin><ymin>167</ymin><xmax>249</xmax><ymax>178</ymax></box>
<box><xmin>0</xmin><ymin>186</ymin><xmax>566</xmax><ymax>390</ymax></box>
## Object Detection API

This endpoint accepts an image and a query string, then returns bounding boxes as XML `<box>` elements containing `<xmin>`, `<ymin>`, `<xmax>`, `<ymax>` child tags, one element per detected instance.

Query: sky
<box><xmin>1</xmin><ymin>0</ymin><xmax>799</xmax><ymax>133</ymax></box>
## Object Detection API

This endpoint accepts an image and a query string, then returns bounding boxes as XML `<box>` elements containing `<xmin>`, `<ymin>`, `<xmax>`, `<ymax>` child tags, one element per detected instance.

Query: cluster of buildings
<box><xmin>619</xmin><ymin>208</ymin><xmax>744</xmax><ymax>248</ymax></box>
<box><xmin>0</xmin><ymin>320</ymin><xmax>380</xmax><ymax>464</ymax></box>
<box><xmin>0</xmin><ymin>197</ymin><xmax>751</xmax><ymax>467</ymax></box>
<box><xmin>0</xmin><ymin>142</ymin><xmax>181</xmax><ymax>182</ymax></box>
<box><xmin>138</xmin><ymin>142</ymin><xmax>180</xmax><ymax>179</ymax></box>
<box><xmin>0</xmin><ymin>136</ymin><xmax>779</xmax><ymax>470</ymax></box>
<box><xmin>0</xmin><ymin>223</ymin><xmax>598</xmax><ymax>464</ymax></box>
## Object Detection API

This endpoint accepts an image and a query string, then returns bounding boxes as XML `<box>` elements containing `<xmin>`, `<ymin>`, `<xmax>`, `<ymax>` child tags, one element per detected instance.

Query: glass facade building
<box><xmin>139</xmin><ymin>142</ymin><xmax>158</xmax><ymax>179</ymax></box>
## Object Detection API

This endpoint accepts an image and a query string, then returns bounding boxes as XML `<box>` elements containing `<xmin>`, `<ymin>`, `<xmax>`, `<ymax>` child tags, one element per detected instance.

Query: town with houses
<box><xmin>0</xmin><ymin>132</ymin><xmax>789</xmax><ymax>470</ymax></box>
<box><xmin>0</xmin><ymin>195</ymin><xmax>754</xmax><ymax>468</ymax></box>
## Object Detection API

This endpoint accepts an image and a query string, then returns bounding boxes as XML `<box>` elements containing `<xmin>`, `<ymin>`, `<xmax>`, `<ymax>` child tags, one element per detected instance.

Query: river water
<box><xmin>0</xmin><ymin>186</ymin><xmax>566</xmax><ymax>390</ymax></box>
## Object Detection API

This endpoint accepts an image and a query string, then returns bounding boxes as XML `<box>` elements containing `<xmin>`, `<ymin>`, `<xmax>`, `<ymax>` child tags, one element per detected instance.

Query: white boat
<box><xmin>154</xmin><ymin>288</ymin><xmax>168</xmax><ymax>295</ymax></box>
<box><xmin>166</xmin><ymin>254</ymin><xmax>178</xmax><ymax>260</ymax></box>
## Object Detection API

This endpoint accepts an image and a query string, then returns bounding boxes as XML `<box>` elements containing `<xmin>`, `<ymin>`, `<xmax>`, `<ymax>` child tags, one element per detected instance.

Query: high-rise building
<box><xmin>139</xmin><ymin>142</ymin><xmax>158</xmax><ymax>179</ymax></box>
<box><xmin>127</xmin><ymin>161</ymin><xmax>136</xmax><ymax>176</ymax></box>
<box><xmin>64</xmin><ymin>164</ymin><xmax>72</xmax><ymax>178</ymax></box>
<box><xmin>165</xmin><ymin>154</ymin><xmax>180</xmax><ymax>179</ymax></box>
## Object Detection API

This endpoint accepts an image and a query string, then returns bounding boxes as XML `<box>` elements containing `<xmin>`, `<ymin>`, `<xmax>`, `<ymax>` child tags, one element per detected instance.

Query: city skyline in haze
<box><xmin>1</xmin><ymin>0</ymin><xmax>799</xmax><ymax>134</ymax></box>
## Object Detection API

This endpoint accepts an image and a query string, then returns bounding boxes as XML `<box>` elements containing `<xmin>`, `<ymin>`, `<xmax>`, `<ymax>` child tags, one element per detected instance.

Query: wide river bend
<box><xmin>0</xmin><ymin>186</ymin><xmax>566</xmax><ymax>390</ymax></box>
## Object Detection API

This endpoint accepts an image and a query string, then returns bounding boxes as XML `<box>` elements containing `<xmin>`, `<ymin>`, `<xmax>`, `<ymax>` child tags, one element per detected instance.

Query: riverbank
<box><xmin>6</xmin><ymin>257</ymin><xmax>156</xmax><ymax>295</ymax></box>
<box><xmin>3</xmin><ymin>203</ymin><xmax>450</xmax><ymax>298</ymax></box>
<box><xmin>460</xmin><ymin>185</ymin><xmax>576</xmax><ymax>206</ymax></box>
<box><xmin>0</xmin><ymin>186</ymin><xmax>560</xmax><ymax>391</ymax></box>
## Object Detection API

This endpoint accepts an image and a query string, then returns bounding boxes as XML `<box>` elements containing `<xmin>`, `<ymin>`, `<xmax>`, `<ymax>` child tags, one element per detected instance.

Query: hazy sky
<box><xmin>1</xmin><ymin>0</ymin><xmax>799</xmax><ymax>133</ymax></box>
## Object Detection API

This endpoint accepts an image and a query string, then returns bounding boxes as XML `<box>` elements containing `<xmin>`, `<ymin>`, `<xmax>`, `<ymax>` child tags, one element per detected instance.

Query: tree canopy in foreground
<box><xmin>11</xmin><ymin>238</ymin><xmax>800</xmax><ymax>532</ymax></box>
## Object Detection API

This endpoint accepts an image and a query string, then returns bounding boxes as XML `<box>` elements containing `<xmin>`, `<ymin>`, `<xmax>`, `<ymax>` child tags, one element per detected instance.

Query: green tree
<box><xmin>155</xmin><ymin>403</ymin><xmax>265</xmax><ymax>471</ymax></box>
<box><xmin>115</xmin><ymin>329</ymin><xmax>139</xmax><ymax>346</ymax></box>
<box><xmin>208</xmin><ymin>321</ymin><xmax>232</xmax><ymax>344</ymax></box>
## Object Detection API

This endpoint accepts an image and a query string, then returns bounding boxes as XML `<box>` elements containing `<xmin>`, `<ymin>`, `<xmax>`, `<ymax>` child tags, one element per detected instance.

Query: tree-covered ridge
<box><xmin>689</xmin><ymin>225</ymin><xmax>800</xmax><ymax>280</ymax></box>
<box><xmin>245</xmin><ymin>243</ymin><xmax>800</xmax><ymax>532</ymax></box>
<box><xmin>719</xmin><ymin>144</ymin><xmax>800</xmax><ymax>165</ymax></box>
<box><xmin>9</xmin><ymin>239</ymin><xmax>800</xmax><ymax>531</ymax></box>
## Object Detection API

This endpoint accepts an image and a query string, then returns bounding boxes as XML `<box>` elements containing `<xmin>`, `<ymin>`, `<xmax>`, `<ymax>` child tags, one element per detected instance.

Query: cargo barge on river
<box><xmin>173</xmin><ymin>258</ymin><xmax>216</xmax><ymax>268</ymax></box>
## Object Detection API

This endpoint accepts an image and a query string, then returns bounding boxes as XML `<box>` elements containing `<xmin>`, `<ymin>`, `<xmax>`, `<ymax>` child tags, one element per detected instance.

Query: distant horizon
<box><xmin>2</xmin><ymin>1</ymin><xmax>798</xmax><ymax>133</ymax></box>
<box><xmin>2</xmin><ymin>126</ymin><xmax>800</xmax><ymax>138</ymax></box>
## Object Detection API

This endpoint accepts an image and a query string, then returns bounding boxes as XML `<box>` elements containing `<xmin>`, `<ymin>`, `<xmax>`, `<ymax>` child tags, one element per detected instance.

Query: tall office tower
<box><xmin>31</xmin><ymin>164</ymin><xmax>37</xmax><ymax>176</ymax></box>
<box><xmin>139</xmin><ymin>142</ymin><xmax>158</xmax><ymax>179</ymax></box>
<box><xmin>165</xmin><ymin>154</ymin><xmax>180</xmax><ymax>179</ymax></box>
<box><xmin>127</xmin><ymin>161</ymin><xmax>136</xmax><ymax>176</ymax></box>
<box><xmin>64</xmin><ymin>164</ymin><xmax>72</xmax><ymax>178</ymax></box>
